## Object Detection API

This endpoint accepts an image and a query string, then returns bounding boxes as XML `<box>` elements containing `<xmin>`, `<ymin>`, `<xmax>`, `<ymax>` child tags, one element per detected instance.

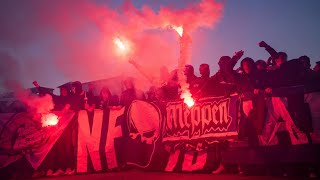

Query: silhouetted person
<box><xmin>120</xmin><ymin>77</ymin><xmax>146</xmax><ymax>106</ymax></box>
<box><xmin>33</xmin><ymin>81</ymin><xmax>70</xmax><ymax>112</ymax></box>
<box><xmin>199</xmin><ymin>63</ymin><xmax>210</xmax><ymax>78</ymax></box>
<box><xmin>239</xmin><ymin>57</ymin><xmax>257</xmax><ymax>91</ymax></box>
<box><xmin>54</xmin><ymin>84</ymin><xmax>71</xmax><ymax>112</ymax></box>
<box><xmin>208</xmin><ymin>51</ymin><xmax>244</xmax><ymax>175</ymax></box>
<box><xmin>206</xmin><ymin>50</ymin><xmax>244</xmax><ymax>96</ymax></box>
<box><xmin>184</xmin><ymin>64</ymin><xmax>197</xmax><ymax>84</ymax></box>
<box><xmin>239</xmin><ymin>57</ymin><xmax>266</xmax><ymax>145</ymax></box>
<box><xmin>275</xmin><ymin>52</ymin><xmax>288</xmax><ymax>68</ymax></box>
<box><xmin>299</xmin><ymin>55</ymin><xmax>312</xmax><ymax>71</ymax></box>
<box><xmin>70</xmin><ymin>81</ymin><xmax>95</xmax><ymax>112</ymax></box>
<box><xmin>162</xmin><ymin>69</ymin><xmax>180</xmax><ymax>101</ymax></box>
<box><xmin>303</xmin><ymin>59</ymin><xmax>320</xmax><ymax>92</ymax></box>
<box><xmin>259</xmin><ymin>41</ymin><xmax>287</xmax><ymax>70</ymax></box>
<box><xmin>32</xmin><ymin>81</ymin><xmax>54</xmax><ymax>97</ymax></box>
<box><xmin>255</xmin><ymin>60</ymin><xmax>267</xmax><ymax>72</ymax></box>
<box><xmin>33</xmin><ymin>82</ymin><xmax>74</xmax><ymax>176</ymax></box>
<box><xmin>190</xmin><ymin>63</ymin><xmax>210</xmax><ymax>97</ymax></box>
<box><xmin>98</xmin><ymin>87</ymin><xmax>119</xmax><ymax>109</ymax></box>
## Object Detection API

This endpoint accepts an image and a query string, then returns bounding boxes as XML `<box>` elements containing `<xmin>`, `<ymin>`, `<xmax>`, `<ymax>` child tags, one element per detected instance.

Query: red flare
<box><xmin>41</xmin><ymin>113</ymin><xmax>59</xmax><ymax>127</ymax></box>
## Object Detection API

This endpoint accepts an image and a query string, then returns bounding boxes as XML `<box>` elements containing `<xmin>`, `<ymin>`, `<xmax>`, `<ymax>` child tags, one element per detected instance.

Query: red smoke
<box><xmin>3</xmin><ymin>80</ymin><xmax>55</xmax><ymax>121</ymax></box>
<box><xmin>0</xmin><ymin>0</ymin><xmax>223</xmax><ymax>92</ymax></box>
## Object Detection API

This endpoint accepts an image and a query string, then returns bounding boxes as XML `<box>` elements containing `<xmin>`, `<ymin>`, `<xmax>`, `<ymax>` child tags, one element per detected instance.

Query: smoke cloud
<box><xmin>0</xmin><ymin>0</ymin><xmax>223</xmax><ymax>93</ymax></box>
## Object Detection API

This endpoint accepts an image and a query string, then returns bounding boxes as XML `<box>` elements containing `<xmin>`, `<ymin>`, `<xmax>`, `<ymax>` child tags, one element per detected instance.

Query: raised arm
<box><xmin>230</xmin><ymin>50</ymin><xmax>244</xmax><ymax>69</ymax></box>
<box><xmin>259</xmin><ymin>41</ymin><xmax>278</xmax><ymax>59</ymax></box>
<box><xmin>32</xmin><ymin>81</ymin><xmax>54</xmax><ymax>96</ymax></box>
<box><xmin>128</xmin><ymin>59</ymin><xmax>153</xmax><ymax>83</ymax></box>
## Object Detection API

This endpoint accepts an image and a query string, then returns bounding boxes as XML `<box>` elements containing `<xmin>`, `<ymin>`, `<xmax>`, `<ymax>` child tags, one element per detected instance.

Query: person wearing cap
<box><xmin>54</xmin><ymin>84</ymin><xmax>72</xmax><ymax>112</ymax></box>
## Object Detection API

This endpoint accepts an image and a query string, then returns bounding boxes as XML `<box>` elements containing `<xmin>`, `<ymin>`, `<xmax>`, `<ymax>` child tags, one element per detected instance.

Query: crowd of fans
<box><xmin>1</xmin><ymin>41</ymin><xmax>319</xmax><ymax>115</ymax></box>
<box><xmin>31</xmin><ymin>41</ymin><xmax>319</xmax><ymax>175</ymax></box>
<box><xmin>28</xmin><ymin>41</ymin><xmax>320</xmax><ymax>115</ymax></box>
<box><xmin>2</xmin><ymin>41</ymin><xmax>320</xmax><ymax>177</ymax></box>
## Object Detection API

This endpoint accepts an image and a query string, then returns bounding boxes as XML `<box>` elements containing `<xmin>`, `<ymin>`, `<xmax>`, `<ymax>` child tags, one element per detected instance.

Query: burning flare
<box><xmin>173</xmin><ymin>25</ymin><xmax>194</xmax><ymax>108</ymax></box>
<box><xmin>114</xmin><ymin>37</ymin><xmax>126</xmax><ymax>51</ymax></box>
<box><xmin>114</xmin><ymin>36</ymin><xmax>131</xmax><ymax>57</ymax></box>
<box><xmin>180</xmin><ymin>86</ymin><xmax>195</xmax><ymax>108</ymax></box>
<box><xmin>183</xmin><ymin>94</ymin><xmax>195</xmax><ymax>108</ymax></box>
<box><xmin>41</xmin><ymin>113</ymin><xmax>59</xmax><ymax>127</ymax></box>
<box><xmin>172</xmin><ymin>26</ymin><xmax>184</xmax><ymax>37</ymax></box>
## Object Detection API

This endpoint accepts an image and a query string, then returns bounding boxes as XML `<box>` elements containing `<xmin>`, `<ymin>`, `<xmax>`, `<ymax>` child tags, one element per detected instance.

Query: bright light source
<box><xmin>41</xmin><ymin>113</ymin><xmax>59</xmax><ymax>127</ymax></box>
<box><xmin>114</xmin><ymin>37</ymin><xmax>126</xmax><ymax>51</ymax></box>
<box><xmin>184</xmin><ymin>96</ymin><xmax>195</xmax><ymax>108</ymax></box>
<box><xmin>172</xmin><ymin>26</ymin><xmax>183</xmax><ymax>37</ymax></box>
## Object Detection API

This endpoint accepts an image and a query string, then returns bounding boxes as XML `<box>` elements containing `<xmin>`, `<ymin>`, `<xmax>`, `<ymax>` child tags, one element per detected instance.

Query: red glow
<box><xmin>181</xmin><ymin>91</ymin><xmax>195</xmax><ymax>108</ymax></box>
<box><xmin>172</xmin><ymin>26</ymin><xmax>183</xmax><ymax>37</ymax></box>
<box><xmin>0</xmin><ymin>1</ymin><xmax>224</xmax><ymax>91</ymax></box>
<box><xmin>114</xmin><ymin>38</ymin><xmax>126</xmax><ymax>51</ymax></box>
<box><xmin>41</xmin><ymin>113</ymin><xmax>59</xmax><ymax>127</ymax></box>
<box><xmin>184</xmin><ymin>97</ymin><xmax>195</xmax><ymax>107</ymax></box>
<box><xmin>114</xmin><ymin>37</ymin><xmax>131</xmax><ymax>57</ymax></box>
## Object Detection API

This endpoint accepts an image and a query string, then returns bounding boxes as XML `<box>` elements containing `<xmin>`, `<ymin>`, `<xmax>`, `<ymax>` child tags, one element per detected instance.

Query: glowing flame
<box><xmin>181</xmin><ymin>91</ymin><xmax>195</xmax><ymax>108</ymax></box>
<box><xmin>41</xmin><ymin>113</ymin><xmax>59</xmax><ymax>127</ymax></box>
<box><xmin>184</xmin><ymin>97</ymin><xmax>195</xmax><ymax>108</ymax></box>
<box><xmin>172</xmin><ymin>26</ymin><xmax>183</xmax><ymax>37</ymax></box>
<box><xmin>114</xmin><ymin>37</ymin><xmax>126</xmax><ymax>51</ymax></box>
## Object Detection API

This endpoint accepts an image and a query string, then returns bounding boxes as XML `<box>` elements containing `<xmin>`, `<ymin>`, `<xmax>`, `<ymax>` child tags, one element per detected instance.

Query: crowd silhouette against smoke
<box><xmin>1</xmin><ymin>0</ymin><xmax>320</xmax><ymax>178</ymax></box>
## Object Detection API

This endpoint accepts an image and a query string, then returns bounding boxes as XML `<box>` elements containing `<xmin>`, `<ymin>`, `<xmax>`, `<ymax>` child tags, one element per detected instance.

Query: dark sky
<box><xmin>0</xmin><ymin>0</ymin><xmax>320</xmax><ymax>91</ymax></box>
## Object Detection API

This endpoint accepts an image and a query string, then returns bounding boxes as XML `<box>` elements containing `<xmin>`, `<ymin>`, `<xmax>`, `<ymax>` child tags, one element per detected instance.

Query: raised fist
<box><xmin>32</xmin><ymin>81</ymin><xmax>40</xmax><ymax>88</ymax></box>
<box><xmin>259</xmin><ymin>41</ymin><xmax>268</xmax><ymax>48</ymax></box>
<box><xmin>235</xmin><ymin>50</ymin><xmax>244</xmax><ymax>57</ymax></box>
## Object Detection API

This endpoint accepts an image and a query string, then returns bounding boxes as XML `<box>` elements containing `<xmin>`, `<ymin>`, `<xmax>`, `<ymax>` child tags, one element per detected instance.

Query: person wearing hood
<box><xmin>70</xmin><ymin>81</ymin><xmax>95</xmax><ymax>112</ymax></box>
<box><xmin>54</xmin><ymin>84</ymin><xmax>72</xmax><ymax>112</ymax></box>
